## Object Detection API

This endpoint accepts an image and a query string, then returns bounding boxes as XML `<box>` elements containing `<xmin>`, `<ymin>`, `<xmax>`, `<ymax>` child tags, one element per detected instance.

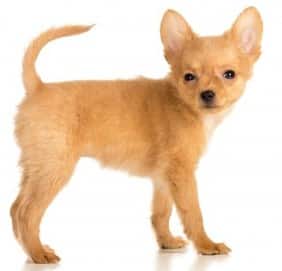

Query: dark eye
<box><xmin>223</xmin><ymin>70</ymin><xmax>236</xmax><ymax>79</ymax></box>
<box><xmin>184</xmin><ymin>73</ymin><xmax>196</xmax><ymax>81</ymax></box>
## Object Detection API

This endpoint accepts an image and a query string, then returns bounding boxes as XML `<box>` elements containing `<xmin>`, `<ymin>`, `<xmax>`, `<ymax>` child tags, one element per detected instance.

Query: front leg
<box><xmin>151</xmin><ymin>182</ymin><xmax>187</xmax><ymax>249</ymax></box>
<box><xmin>166</xmin><ymin>159</ymin><xmax>231</xmax><ymax>255</ymax></box>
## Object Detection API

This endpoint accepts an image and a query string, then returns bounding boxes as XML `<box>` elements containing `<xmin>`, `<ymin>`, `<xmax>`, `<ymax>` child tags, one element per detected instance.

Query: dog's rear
<box><xmin>12</xmin><ymin>25</ymin><xmax>95</xmax><ymax>263</ymax></box>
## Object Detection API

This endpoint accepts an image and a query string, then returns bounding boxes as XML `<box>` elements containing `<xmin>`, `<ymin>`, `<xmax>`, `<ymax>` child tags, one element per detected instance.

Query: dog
<box><xmin>11</xmin><ymin>7</ymin><xmax>263</xmax><ymax>263</ymax></box>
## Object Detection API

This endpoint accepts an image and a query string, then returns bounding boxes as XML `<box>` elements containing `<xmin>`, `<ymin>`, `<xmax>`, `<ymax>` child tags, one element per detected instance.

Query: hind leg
<box><xmin>11</xmin><ymin>153</ymin><xmax>77</xmax><ymax>263</ymax></box>
<box><xmin>151</xmin><ymin>182</ymin><xmax>186</xmax><ymax>249</ymax></box>
<box><xmin>11</xmin><ymin>172</ymin><xmax>28</xmax><ymax>241</ymax></box>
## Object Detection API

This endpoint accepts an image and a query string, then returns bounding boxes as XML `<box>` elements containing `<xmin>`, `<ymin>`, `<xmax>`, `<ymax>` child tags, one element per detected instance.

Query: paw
<box><xmin>196</xmin><ymin>241</ymin><xmax>231</xmax><ymax>255</ymax></box>
<box><xmin>30</xmin><ymin>245</ymin><xmax>61</xmax><ymax>264</ymax></box>
<box><xmin>159</xmin><ymin>236</ymin><xmax>187</xmax><ymax>249</ymax></box>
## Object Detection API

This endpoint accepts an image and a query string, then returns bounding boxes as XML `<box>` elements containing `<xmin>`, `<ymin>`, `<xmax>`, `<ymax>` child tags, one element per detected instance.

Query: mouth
<box><xmin>201</xmin><ymin>104</ymin><xmax>224</xmax><ymax>112</ymax></box>
<box><xmin>200</xmin><ymin>98</ymin><xmax>237</xmax><ymax>113</ymax></box>
<box><xmin>202</xmin><ymin>104</ymin><xmax>222</xmax><ymax>109</ymax></box>
<box><xmin>203</xmin><ymin>104</ymin><xmax>219</xmax><ymax>108</ymax></box>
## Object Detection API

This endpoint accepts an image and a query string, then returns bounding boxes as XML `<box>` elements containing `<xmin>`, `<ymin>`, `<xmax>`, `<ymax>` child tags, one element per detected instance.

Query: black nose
<box><xmin>200</xmin><ymin>90</ymin><xmax>215</xmax><ymax>104</ymax></box>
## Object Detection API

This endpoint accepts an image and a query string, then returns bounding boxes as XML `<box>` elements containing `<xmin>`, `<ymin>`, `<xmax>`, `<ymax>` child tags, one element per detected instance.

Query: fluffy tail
<box><xmin>22</xmin><ymin>24</ymin><xmax>93</xmax><ymax>95</ymax></box>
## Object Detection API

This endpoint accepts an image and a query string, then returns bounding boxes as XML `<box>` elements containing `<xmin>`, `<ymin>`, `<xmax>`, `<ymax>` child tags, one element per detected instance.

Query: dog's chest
<box><xmin>202</xmin><ymin>109</ymin><xmax>231</xmax><ymax>141</ymax></box>
<box><xmin>203</xmin><ymin>115</ymin><xmax>221</xmax><ymax>140</ymax></box>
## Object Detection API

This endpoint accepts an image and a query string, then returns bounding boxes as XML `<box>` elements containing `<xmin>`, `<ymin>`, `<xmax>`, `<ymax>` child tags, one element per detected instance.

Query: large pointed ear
<box><xmin>160</xmin><ymin>10</ymin><xmax>194</xmax><ymax>59</ymax></box>
<box><xmin>230</xmin><ymin>7</ymin><xmax>263</xmax><ymax>56</ymax></box>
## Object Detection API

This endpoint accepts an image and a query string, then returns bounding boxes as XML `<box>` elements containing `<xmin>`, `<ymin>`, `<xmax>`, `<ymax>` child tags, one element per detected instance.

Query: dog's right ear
<box><xmin>160</xmin><ymin>10</ymin><xmax>194</xmax><ymax>59</ymax></box>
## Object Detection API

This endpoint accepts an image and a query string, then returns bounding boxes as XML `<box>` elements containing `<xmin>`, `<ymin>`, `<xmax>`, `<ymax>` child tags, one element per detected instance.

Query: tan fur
<box><xmin>11</xmin><ymin>7</ymin><xmax>263</xmax><ymax>263</ymax></box>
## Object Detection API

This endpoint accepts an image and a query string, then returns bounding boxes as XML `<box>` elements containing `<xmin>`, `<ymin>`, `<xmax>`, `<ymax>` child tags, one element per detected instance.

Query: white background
<box><xmin>0</xmin><ymin>0</ymin><xmax>281</xmax><ymax>270</ymax></box>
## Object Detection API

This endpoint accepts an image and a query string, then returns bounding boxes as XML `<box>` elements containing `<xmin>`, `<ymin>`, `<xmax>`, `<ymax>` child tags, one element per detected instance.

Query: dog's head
<box><xmin>160</xmin><ymin>7</ymin><xmax>263</xmax><ymax>115</ymax></box>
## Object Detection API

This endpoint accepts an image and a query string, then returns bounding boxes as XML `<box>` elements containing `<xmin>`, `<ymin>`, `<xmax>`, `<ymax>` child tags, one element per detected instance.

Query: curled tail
<box><xmin>22</xmin><ymin>24</ymin><xmax>93</xmax><ymax>95</ymax></box>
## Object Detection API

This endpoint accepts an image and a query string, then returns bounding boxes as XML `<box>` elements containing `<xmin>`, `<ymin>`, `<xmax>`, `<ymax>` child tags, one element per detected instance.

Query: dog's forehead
<box><xmin>182</xmin><ymin>36</ymin><xmax>238</xmax><ymax>69</ymax></box>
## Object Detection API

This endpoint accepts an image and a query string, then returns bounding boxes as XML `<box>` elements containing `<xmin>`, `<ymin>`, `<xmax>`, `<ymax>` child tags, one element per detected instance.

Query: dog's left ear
<box><xmin>230</xmin><ymin>7</ymin><xmax>263</xmax><ymax>56</ymax></box>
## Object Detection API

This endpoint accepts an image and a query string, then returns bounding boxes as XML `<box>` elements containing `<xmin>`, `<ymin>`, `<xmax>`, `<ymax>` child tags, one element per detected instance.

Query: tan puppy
<box><xmin>11</xmin><ymin>7</ymin><xmax>263</xmax><ymax>263</ymax></box>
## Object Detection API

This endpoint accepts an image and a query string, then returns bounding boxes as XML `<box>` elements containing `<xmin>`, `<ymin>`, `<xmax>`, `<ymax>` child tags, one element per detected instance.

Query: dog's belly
<box><xmin>83</xmin><ymin>141</ymin><xmax>155</xmax><ymax>177</ymax></box>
